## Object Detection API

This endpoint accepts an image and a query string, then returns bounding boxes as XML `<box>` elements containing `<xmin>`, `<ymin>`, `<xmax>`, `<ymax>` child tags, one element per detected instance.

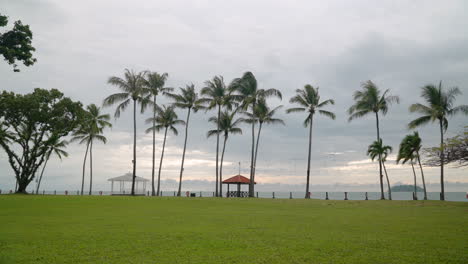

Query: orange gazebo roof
<box><xmin>222</xmin><ymin>175</ymin><xmax>256</xmax><ymax>184</ymax></box>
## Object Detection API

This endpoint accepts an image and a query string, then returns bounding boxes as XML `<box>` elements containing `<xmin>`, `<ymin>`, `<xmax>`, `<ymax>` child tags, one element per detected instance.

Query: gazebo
<box><xmin>108</xmin><ymin>173</ymin><xmax>149</xmax><ymax>195</ymax></box>
<box><xmin>222</xmin><ymin>174</ymin><xmax>256</xmax><ymax>197</ymax></box>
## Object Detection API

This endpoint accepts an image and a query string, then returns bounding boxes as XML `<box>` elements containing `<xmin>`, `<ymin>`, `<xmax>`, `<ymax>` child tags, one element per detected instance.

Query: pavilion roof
<box><xmin>107</xmin><ymin>173</ymin><xmax>149</xmax><ymax>182</ymax></box>
<box><xmin>222</xmin><ymin>174</ymin><xmax>255</xmax><ymax>184</ymax></box>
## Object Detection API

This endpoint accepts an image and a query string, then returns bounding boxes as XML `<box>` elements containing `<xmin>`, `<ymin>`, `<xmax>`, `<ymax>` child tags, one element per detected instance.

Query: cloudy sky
<box><xmin>1</xmin><ymin>0</ymin><xmax>467</xmax><ymax>193</ymax></box>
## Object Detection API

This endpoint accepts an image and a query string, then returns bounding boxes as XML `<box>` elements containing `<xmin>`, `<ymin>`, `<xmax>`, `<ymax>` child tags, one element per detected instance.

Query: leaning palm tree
<box><xmin>142</xmin><ymin>71</ymin><xmax>173</xmax><ymax>196</ymax></box>
<box><xmin>200</xmin><ymin>76</ymin><xmax>236</xmax><ymax>196</ymax></box>
<box><xmin>146</xmin><ymin>106</ymin><xmax>185</xmax><ymax>196</ymax></box>
<box><xmin>230</xmin><ymin>71</ymin><xmax>282</xmax><ymax>197</ymax></box>
<box><xmin>167</xmin><ymin>84</ymin><xmax>204</xmax><ymax>196</ymax></box>
<box><xmin>207</xmin><ymin>110</ymin><xmax>243</xmax><ymax>197</ymax></box>
<box><xmin>103</xmin><ymin>69</ymin><xmax>150</xmax><ymax>195</ymax></box>
<box><xmin>367</xmin><ymin>139</ymin><xmax>393</xmax><ymax>200</ymax></box>
<box><xmin>286</xmin><ymin>84</ymin><xmax>335</xmax><ymax>198</ymax></box>
<box><xmin>397</xmin><ymin>136</ymin><xmax>419</xmax><ymax>200</ymax></box>
<box><xmin>71</xmin><ymin>104</ymin><xmax>111</xmax><ymax>195</ymax></box>
<box><xmin>35</xmin><ymin>136</ymin><xmax>68</xmax><ymax>194</ymax></box>
<box><xmin>244</xmin><ymin>99</ymin><xmax>284</xmax><ymax>186</ymax></box>
<box><xmin>348</xmin><ymin>80</ymin><xmax>399</xmax><ymax>199</ymax></box>
<box><xmin>408</xmin><ymin>82</ymin><xmax>468</xmax><ymax>200</ymax></box>
<box><xmin>404</xmin><ymin>132</ymin><xmax>427</xmax><ymax>200</ymax></box>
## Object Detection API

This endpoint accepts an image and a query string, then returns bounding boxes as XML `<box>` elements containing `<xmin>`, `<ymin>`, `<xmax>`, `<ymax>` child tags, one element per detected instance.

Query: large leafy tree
<box><xmin>244</xmin><ymin>99</ymin><xmax>284</xmax><ymax>189</ymax></box>
<box><xmin>408</xmin><ymin>82</ymin><xmax>468</xmax><ymax>200</ymax></box>
<box><xmin>367</xmin><ymin>139</ymin><xmax>393</xmax><ymax>200</ymax></box>
<box><xmin>200</xmin><ymin>76</ymin><xmax>235</xmax><ymax>196</ymax></box>
<box><xmin>0</xmin><ymin>88</ymin><xmax>84</xmax><ymax>193</ymax></box>
<box><xmin>207</xmin><ymin>110</ymin><xmax>243</xmax><ymax>197</ymax></box>
<box><xmin>146</xmin><ymin>106</ymin><xmax>185</xmax><ymax>196</ymax></box>
<box><xmin>71</xmin><ymin>104</ymin><xmax>111</xmax><ymax>195</ymax></box>
<box><xmin>348</xmin><ymin>80</ymin><xmax>399</xmax><ymax>200</ymax></box>
<box><xmin>103</xmin><ymin>69</ymin><xmax>150</xmax><ymax>195</ymax></box>
<box><xmin>35</xmin><ymin>137</ymin><xmax>68</xmax><ymax>194</ymax></box>
<box><xmin>167</xmin><ymin>84</ymin><xmax>204</xmax><ymax>196</ymax></box>
<box><xmin>286</xmin><ymin>84</ymin><xmax>335</xmax><ymax>198</ymax></box>
<box><xmin>142</xmin><ymin>71</ymin><xmax>172</xmax><ymax>196</ymax></box>
<box><xmin>397</xmin><ymin>135</ymin><xmax>420</xmax><ymax>200</ymax></box>
<box><xmin>230</xmin><ymin>72</ymin><xmax>282</xmax><ymax>197</ymax></box>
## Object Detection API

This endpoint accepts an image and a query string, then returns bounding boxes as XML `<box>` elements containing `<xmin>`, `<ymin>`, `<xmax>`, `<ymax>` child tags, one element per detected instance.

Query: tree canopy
<box><xmin>0</xmin><ymin>13</ymin><xmax>36</xmax><ymax>72</ymax></box>
<box><xmin>0</xmin><ymin>88</ymin><xmax>84</xmax><ymax>193</ymax></box>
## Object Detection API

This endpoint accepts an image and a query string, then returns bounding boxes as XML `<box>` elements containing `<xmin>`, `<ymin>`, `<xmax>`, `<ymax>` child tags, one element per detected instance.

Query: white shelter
<box><xmin>108</xmin><ymin>173</ymin><xmax>149</xmax><ymax>195</ymax></box>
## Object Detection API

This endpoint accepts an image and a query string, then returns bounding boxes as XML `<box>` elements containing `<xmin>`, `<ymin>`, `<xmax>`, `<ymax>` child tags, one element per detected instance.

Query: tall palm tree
<box><xmin>142</xmin><ymin>71</ymin><xmax>173</xmax><ymax>196</ymax></box>
<box><xmin>230</xmin><ymin>71</ymin><xmax>282</xmax><ymax>197</ymax></box>
<box><xmin>103</xmin><ymin>69</ymin><xmax>150</xmax><ymax>195</ymax></box>
<box><xmin>71</xmin><ymin>104</ymin><xmax>111</xmax><ymax>195</ymax></box>
<box><xmin>167</xmin><ymin>84</ymin><xmax>204</xmax><ymax>196</ymax></box>
<box><xmin>146</xmin><ymin>106</ymin><xmax>185</xmax><ymax>196</ymax></box>
<box><xmin>207</xmin><ymin>110</ymin><xmax>243</xmax><ymax>197</ymax></box>
<box><xmin>35</xmin><ymin>136</ymin><xmax>68</xmax><ymax>194</ymax></box>
<box><xmin>408</xmin><ymin>82</ymin><xmax>468</xmax><ymax>200</ymax></box>
<box><xmin>397</xmin><ymin>135</ymin><xmax>419</xmax><ymax>200</ymax></box>
<box><xmin>244</xmin><ymin>99</ymin><xmax>284</xmax><ymax>187</ymax></box>
<box><xmin>286</xmin><ymin>84</ymin><xmax>336</xmax><ymax>198</ymax></box>
<box><xmin>367</xmin><ymin>139</ymin><xmax>393</xmax><ymax>200</ymax></box>
<box><xmin>200</xmin><ymin>76</ymin><xmax>235</xmax><ymax>197</ymax></box>
<box><xmin>348</xmin><ymin>80</ymin><xmax>399</xmax><ymax>200</ymax></box>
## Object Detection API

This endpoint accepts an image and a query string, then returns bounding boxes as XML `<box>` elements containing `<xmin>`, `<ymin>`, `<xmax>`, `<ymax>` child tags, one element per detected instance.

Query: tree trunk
<box><xmin>249</xmin><ymin>101</ymin><xmax>256</xmax><ymax>197</ymax></box>
<box><xmin>157</xmin><ymin>127</ymin><xmax>168</xmax><ymax>196</ymax></box>
<box><xmin>411</xmin><ymin>160</ymin><xmax>418</xmax><ymax>200</ymax></box>
<box><xmin>36</xmin><ymin>153</ymin><xmax>51</xmax><ymax>194</ymax></box>
<box><xmin>215</xmin><ymin>104</ymin><xmax>220</xmax><ymax>197</ymax></box>
<box><xmin>375</xmin><ymin>112</ymin><xmax>385</xmax><ymax>200</ymax></box>
<box><xmin>177</xmin><ymin>108</ymin><xmax>191</xmax><ymax>196</ymax></box>
<box><xmin>131</xmin><ymin>99</ymin><xmax>137</xmax><ymax>196</ymax></box>
<box><xmin>151</xmin><ymin>95</ymin><xmax>157</xmax><ymax>196</ymax></box>
<box><xmin>305</xmin><ymin>115</ymin><xmax>314</xmax><ymax>198</ymax></box>
<box><xmin>81</xmin><ymin>141</ymin><xmax>90</xmax><ymax>195</ymax></box>
<box><xmin>416</xmin><ymin>151</ymin><xmax>427</xmax><ymax>200</ymax></box>
<box><xmin>439</xmin><ymin>119</ymin><xmax>445</xmax><ymax>201</ymax></box>
<box><xmin>219</xmin><ymin>133</ymin><xmax>228</xmax><ymax>198</ymax></box>
<box><xmin>88</xmin><ymin>139</ymin><xmax>93</xmax><ymax>195</ymax></box>
<box><xmin>382</xmin><ymin>161</ymin><xmax>392</xmax><ymax>200</ymax></box>
<box><xmin>252</xmin><ymin>122</ymin><xmax>263</xmax><ymax>191</ymax></box>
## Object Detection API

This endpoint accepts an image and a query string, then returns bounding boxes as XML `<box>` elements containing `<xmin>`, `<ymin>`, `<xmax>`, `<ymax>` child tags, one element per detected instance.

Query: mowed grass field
<box><xmin>0</xmin><ymin>196</ymin><xmax>467</xmax><ymax>264</ymax></box>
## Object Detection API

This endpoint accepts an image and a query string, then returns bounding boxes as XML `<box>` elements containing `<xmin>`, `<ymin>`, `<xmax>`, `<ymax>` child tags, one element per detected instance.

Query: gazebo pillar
<box><xmin>237</xmin><ymin>183</ymin><xmax>240</xmax><ymax>197</ymax></box>
<box><xmin>111</xmin><ymin>181</ymin><xmax>114</xmax><ymax>194</ymax></box>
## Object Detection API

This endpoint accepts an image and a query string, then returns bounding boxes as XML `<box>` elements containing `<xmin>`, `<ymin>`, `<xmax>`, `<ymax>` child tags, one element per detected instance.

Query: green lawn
<box><xmin>0</xmin><ymin>196</ymin><xmax>467</xmax><ymax>264</ymax></box>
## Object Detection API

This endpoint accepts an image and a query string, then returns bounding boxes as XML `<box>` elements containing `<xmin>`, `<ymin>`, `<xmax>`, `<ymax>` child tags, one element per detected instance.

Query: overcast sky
<box><xmin>1</xmin><ymin>0</ymin><xmax>467</xmax><ymax>193</ymax></box>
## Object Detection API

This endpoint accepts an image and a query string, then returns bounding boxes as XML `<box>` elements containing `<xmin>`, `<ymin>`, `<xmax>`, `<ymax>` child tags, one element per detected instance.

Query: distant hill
<box><xmin>391</xmin><ymin>185</ymin><xmax>424</xmax><ymax>192</ymax></box>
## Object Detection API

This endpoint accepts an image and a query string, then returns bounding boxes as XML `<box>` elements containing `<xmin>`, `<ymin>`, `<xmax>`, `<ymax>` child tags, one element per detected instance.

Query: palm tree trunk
<box><xmin>375</xmin><ymin>112</ymin><xmax>385</xmax><ymax>200</ymax></box>
<box><xmin>416</xmin><ymin>151</ymin><xmax>427</xmax><ymax>200</ymax></box>
<box><xmin>249</xmin><ymin>102</ymin><xmax>256</xmax><ymax>197</ymax></box>
<box><xmin>411</xmin><ymin>160</ymin><xmax>418</xmax><ymax>200</ymax></box>
<box><xmin>131</xmin><ymin>100</ymin><xmax>137</xmax><ymax>196</ymax></box>
<box><xmin>81</xmin><ymin>141</ymin><xmax>90</xmax><ymax>195</ymax></box>
<box><xmin>215</xmin><ymin>105</ymin><xmax>220</xmax><ymax>197</ymax></box>
<box><xmin>219</xmin><ymin>134</ymin><xmax>228</xmax><ymax>198</ymax></box>
<box><xmin>305</xmin><ymin>115</ymin><xmax>314</xmax><ymax>198</ymax></box>
<box><xmin>252</xmin><ymin>122</ymin><xmax>263</xmax><ymax>189</ymax></box>
<box><xmin>177</xmin><ymin>108</ymin><xmax>191</xmax><ymax>196</ymax></box>
<box><xmin>157</xmin><ymin>127</ymin><xmax>168</xmax><ymax>196</ymax></box>
<box><xmin>36</xmin><ymin>153</ymin><xmax>51</xmax><ymax>194</ymax></box>
<box><xmin>88</xmin><ymin>139</ymin><xmax>93</xmax><ymax>195</ymax></box>
<box><xmin>382</xmin><ymin>161</ymin><xmax>391</xmax><ymax>200</ymax></box>
<box><xmin>439</xmin><ymin>119</ymin><xmax>445</xmax><ymax>201</ymax></box>
<box><xmin>151</xmin><ymin>95</ymin><xmax>157</xmax><ymax>196</ymax></box>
